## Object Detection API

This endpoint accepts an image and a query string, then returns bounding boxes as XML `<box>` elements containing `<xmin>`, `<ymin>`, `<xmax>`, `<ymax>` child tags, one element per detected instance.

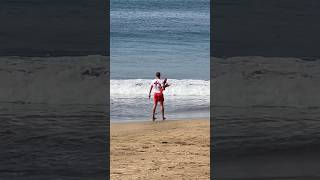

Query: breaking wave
<box><xmin>0</xmin><ymin>55</ymin><xmax>108</xmax><ymax>105</ymax></box>
<box><xmin>110</xmin><ymin>79</ymin><xmax>210</xmax><ymax>98</ymax></box>
<box><xmin>212</xmin><ymin>56</ymin><xmax>320</xmax><ymax>107</ymax></box>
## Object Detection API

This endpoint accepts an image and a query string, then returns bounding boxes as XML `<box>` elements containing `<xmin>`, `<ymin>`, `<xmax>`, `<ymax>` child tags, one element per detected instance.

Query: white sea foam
<box><xmin>110</xmin><ymin>79</ymin><xmax>210</xmax><ymax>98</ymax></box>
<box><xmin>0</xmin><ymin>55</ymin><xmax>108</xmax><ymax>105</ymax></box>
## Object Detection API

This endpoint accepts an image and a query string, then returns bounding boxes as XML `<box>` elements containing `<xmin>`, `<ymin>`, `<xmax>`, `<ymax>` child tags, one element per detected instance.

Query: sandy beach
<box><xmin>111</xmin><ymin>119</ymin><xmax>210</xmax><ymax>179</ymax></box>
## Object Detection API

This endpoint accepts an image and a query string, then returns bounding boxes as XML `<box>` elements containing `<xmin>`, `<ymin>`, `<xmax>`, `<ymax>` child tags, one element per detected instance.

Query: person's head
<box><xmin>156</xmin><ymin>72</ymin><xmax>161</xmax><ymax>78</ymax></box>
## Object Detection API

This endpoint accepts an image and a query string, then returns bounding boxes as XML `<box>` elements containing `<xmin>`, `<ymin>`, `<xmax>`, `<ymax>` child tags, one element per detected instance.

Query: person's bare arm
<box><xmin>148</xmin><ymin>85</ymin><xmax>153</xmax><ymax>99</ymax></box>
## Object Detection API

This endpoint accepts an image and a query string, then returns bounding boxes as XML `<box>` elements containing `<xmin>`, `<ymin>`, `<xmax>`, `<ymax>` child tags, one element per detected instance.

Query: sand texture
<box><xmin>111</xmin><ymin>119</ymin><xmax>210</xmax><ymax>179</ymax></box>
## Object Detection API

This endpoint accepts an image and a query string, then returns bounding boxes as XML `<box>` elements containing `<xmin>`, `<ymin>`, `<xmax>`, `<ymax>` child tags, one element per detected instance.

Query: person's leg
<box><xmin>152</xmin><ymin>101</ymin><xmax>158</xmax><ymax>121</ymax></box>
<box><xmin>160</xmin><ymin>101</ymin><xmax>166</xmax><ymax>120</ymax></box>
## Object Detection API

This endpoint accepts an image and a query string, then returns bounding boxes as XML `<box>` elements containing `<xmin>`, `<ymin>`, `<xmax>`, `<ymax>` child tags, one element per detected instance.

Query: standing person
<box><xmin>148</xmin><ymin>72</ymin><xmax>168</xmax><ymax>121</ymax></box>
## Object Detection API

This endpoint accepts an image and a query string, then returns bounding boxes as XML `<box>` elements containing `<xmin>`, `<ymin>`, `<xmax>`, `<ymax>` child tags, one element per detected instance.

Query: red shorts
<box><xmin>154</xmin><ymin>92</ymin><xmax>164</xmax><ymax>103</ymax></box>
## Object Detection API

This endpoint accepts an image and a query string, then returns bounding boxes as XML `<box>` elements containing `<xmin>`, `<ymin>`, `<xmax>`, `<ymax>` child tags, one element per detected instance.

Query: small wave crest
<box><xmin>111</xmin><ymin>79</ymin><xmax>210</xmax><ymax>98</ymax></box>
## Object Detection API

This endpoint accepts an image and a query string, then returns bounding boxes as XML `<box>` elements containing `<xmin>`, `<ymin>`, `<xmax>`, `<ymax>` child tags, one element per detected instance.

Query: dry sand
<box><xmin>111</xmin><ymin>119</ymin><xmax>210</xmax><ymax>180</ymax></box>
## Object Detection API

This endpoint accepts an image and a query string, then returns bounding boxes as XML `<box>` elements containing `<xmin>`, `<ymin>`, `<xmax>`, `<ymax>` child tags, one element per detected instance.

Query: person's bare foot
<box><xmin>152</xmin><ymin>117</ymin><xmax>156</xmax><ymax>122</ymax></box>
<box><xmin>162</xmin><ymin>117</ymin><xmax>166</xmax><ymax>121</ymax></box>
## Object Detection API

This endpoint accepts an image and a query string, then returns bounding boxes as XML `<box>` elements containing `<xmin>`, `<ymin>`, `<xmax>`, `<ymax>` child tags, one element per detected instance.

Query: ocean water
<box><xmin>212</xmin><ymin>0</ymin><xmax>320</xmax><ymax>178</ymax></box>
<box><xmin>110</xmin><ymin>0</ymin><xmax>210</xmax><ymax>121</ymax></box>
<box><xmin>0</xmin><ymin>56</ymin><xmax>109</xmax><ymax>179</ymax></box>
<box><xmin>0</xmin><ymin>56</ymin><xmax>108</xmax><ymax>104</ymax></box>
<box><xmin>1</xmin><ymin>0</ymin><xmax>108</xmax><ymax>179</ymax></box>
<box><xmin>212</xmin><ymin>56</ymin><xmax>320</xmax><ymax>179</ymax></box>
<box><xmin>0</xmin><ymin>103</ymin><xmax>108</xmax><ymax>180</ymax></box>
<box><xmin>0</xmin><ymin>0</ymin><xmax>107</xmax><ymax>56</ymax></box>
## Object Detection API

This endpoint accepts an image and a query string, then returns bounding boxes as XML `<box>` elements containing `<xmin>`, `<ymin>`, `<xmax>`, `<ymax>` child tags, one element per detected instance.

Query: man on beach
<box><xmin>148</xmin><ymin>72</ymin><xmax>169</xmax><ymax>121</ymax></box>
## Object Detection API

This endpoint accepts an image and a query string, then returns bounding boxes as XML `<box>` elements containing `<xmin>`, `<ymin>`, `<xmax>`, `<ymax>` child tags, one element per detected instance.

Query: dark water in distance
<box><xmin>0</xmin><ymin>0</ymin><xmax>108</xmax><ymax>56</ymax></box>
<box><xmin>212</xmin><ymin>0</ymin><xmax>320</xmax><ymax>58</ymax></box>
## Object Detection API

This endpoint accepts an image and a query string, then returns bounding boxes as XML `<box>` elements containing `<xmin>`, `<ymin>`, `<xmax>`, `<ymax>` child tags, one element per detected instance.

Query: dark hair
<box><xmin>156</xmin><ymin>72</ymin><xmax>161</xmax><ymax>78</ymax></box>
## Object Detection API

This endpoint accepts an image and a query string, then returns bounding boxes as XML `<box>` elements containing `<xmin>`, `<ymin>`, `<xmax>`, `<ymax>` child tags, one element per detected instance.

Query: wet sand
<box><xmin>111</xmin><ymin>119</ymin><xmax>210</xmax><ymax>179</ymax></box>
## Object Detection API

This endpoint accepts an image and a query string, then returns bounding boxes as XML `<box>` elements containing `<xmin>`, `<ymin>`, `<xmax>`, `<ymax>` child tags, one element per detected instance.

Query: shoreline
<box><xmin>110</xmin><ymin>117</ymin><xmax>210</xmax><ymax>124</ymax></box>
<box><xmin>111</xmin><ymin>118</ymin><xmax>210</xmax><ymax>179</ymax></box>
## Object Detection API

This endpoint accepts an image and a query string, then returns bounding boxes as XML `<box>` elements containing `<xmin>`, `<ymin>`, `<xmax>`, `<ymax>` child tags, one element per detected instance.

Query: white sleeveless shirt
<box><xmin>151</xmin><ymin>78</ymin><xmax>164</xmax><ymax>93</ymax></box>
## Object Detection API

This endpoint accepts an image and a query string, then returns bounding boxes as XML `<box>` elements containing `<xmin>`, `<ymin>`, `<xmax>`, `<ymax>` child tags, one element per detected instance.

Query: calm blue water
<box><xmin>110</xmin><ymin>0</ymin><xmax>210</xmax><ymax>120</ymax></box>
<box><xmin>111</xmin><ymin>0</ymin><xmax>210</xmax><ymax>80</ymax></box>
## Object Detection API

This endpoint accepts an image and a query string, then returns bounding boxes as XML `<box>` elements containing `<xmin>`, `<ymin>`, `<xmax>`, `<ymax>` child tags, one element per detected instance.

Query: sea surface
<box><xmin>0</xmin><ymin>0</ymin><xmax>107</xmax><ymax>56</ymax></box>
<box><xmin>110</xmin><ymin>0</ymin><xmax>210</xmax><ymax>121</ymax></box>
<box><xmin>0</xmin><ymin>56</ymin><xmax>109</xmax><ymax>179</ymax></box>
<box><xmin>212</xmin><ymin>56</ymin><xmax>320</xmax><ymax>179</ymax></box>
<box><xmin>0</xmin><ymin>0</ymin><xmax>108</xmax><ymax>179</ymax></box>
<box><xmin>212</xmin><ymin>0</ymin><xmax>320</xmax><ymax>179</ymax></box>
